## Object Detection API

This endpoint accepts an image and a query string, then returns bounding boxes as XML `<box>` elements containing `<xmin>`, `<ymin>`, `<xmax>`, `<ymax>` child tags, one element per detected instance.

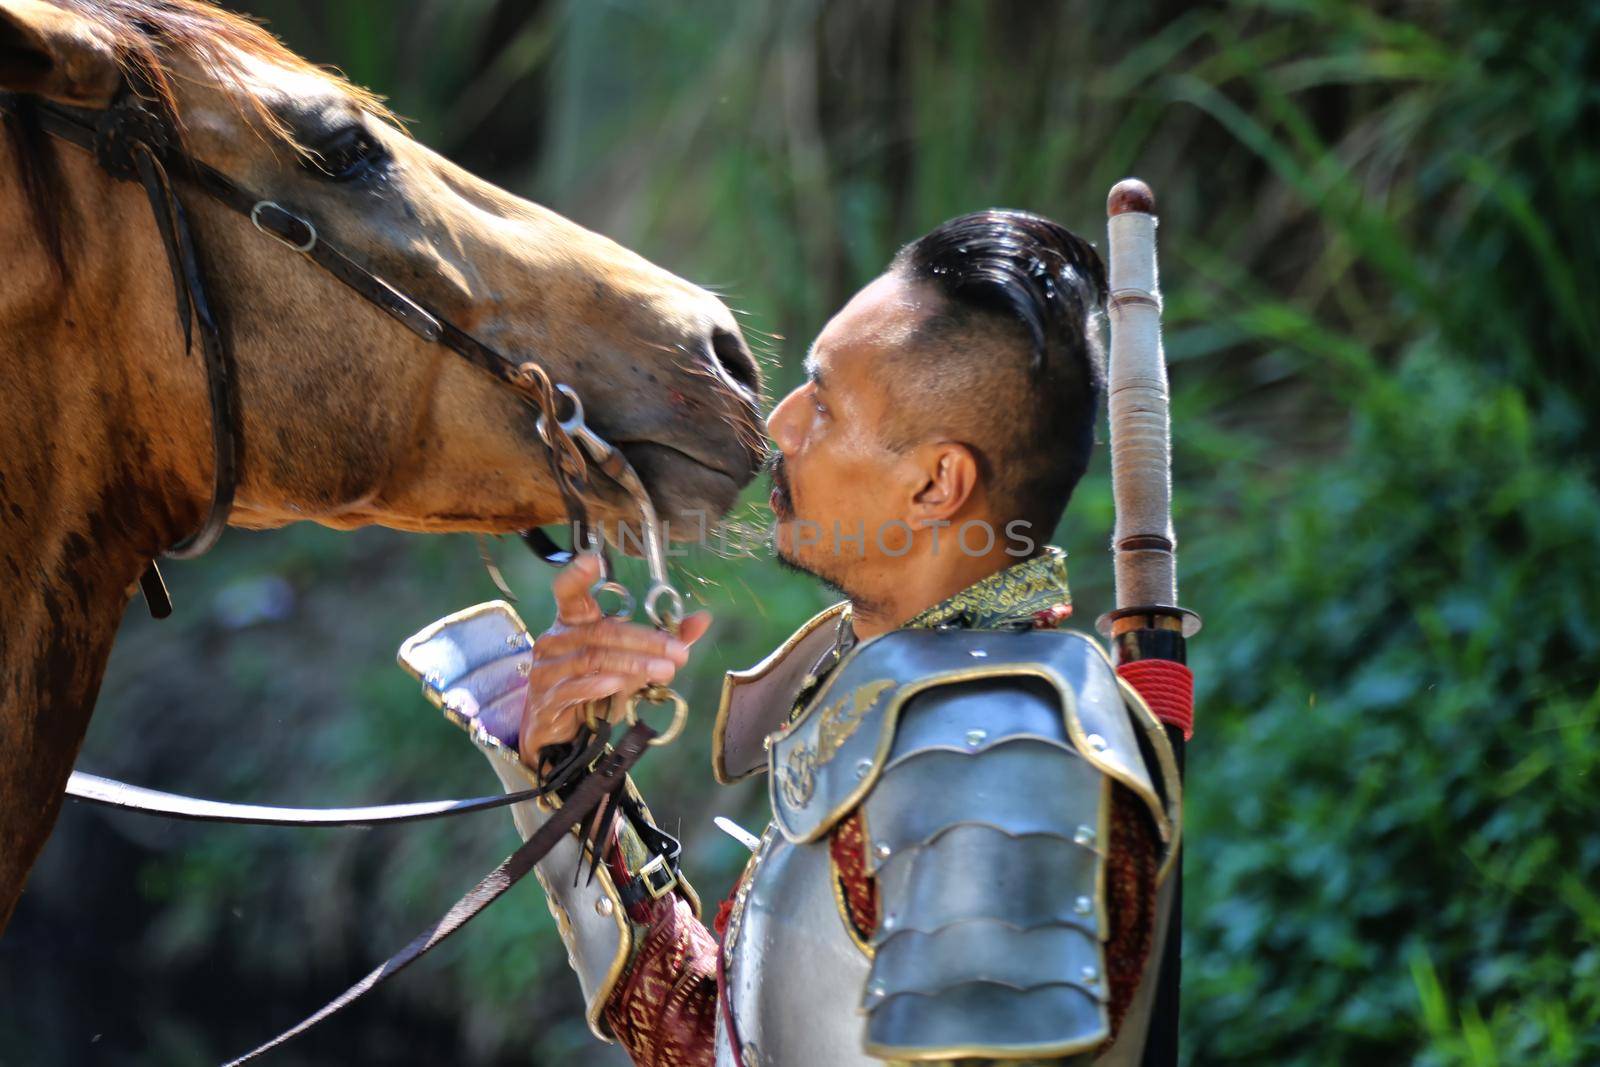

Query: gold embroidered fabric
<box><xmin>902</xmin><ymin>546</ymin><xmax>1072</xmax><ymax>631</ymax></box>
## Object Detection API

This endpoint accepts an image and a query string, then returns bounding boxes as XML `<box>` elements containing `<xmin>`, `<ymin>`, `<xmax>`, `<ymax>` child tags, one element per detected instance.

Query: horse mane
<box><xmin>3</xmin><ymin>0</ymin><xmax>398</xmax><ymax>283</ymax></box>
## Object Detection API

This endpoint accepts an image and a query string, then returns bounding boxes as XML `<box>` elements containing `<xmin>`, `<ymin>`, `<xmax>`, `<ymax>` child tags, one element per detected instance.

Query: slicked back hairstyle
<box><xmin>887</xmin><ymin>208</ymin><xmax>1108</xmax><ymax>539</ymax></box>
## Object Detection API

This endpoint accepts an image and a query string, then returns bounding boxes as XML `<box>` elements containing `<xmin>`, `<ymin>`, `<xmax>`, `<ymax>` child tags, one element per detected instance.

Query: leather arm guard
<box><xmin>397</xmin><ymin>601</ymin><xmax>701</xmax><ymax>1042</ymax></box>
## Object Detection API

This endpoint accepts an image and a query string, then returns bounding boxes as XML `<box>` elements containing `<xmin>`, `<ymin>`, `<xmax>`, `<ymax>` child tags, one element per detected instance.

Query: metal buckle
<box><xmin>636</xmin><ymin>854</ymin><xmax>677</xmax><ymax>901</ymax></box>
<box><xmin>251</xmin><ymin>200</ymin><xmax>317</xmax><ymax>253</ymax></box>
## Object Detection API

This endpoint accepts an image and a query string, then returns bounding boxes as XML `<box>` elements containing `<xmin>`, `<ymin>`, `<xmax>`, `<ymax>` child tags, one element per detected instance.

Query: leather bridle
<box><xmin>10</xmin><ymin>77</ymin><xmax>617</xmax><ymax>616</ymax></box>
<box><xmin>6</xmin><ymin>76</ymin><xmax>694</xmax><ymax>1063</ymax></box>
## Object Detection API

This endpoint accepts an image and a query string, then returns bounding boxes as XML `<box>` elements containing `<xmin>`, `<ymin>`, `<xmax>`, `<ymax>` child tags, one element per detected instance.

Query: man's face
<box><xmin>765</xmin><ymin>272</ymin><xmax>934</xmax><ymax>598</ymax></box>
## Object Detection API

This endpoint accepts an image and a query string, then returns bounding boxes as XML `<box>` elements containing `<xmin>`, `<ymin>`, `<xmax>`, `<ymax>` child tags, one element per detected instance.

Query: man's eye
<box><xmin>304</xmin><ymin>127</ymin><xmax>385</xmax><ymax>182</ymax></box>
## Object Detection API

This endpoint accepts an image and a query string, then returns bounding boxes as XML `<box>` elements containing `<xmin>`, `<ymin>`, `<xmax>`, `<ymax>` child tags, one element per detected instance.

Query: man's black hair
<box><xmin>887</xmin><ymin>208</ymin><xmax>1109</xmax><ymax>540</ymax></box>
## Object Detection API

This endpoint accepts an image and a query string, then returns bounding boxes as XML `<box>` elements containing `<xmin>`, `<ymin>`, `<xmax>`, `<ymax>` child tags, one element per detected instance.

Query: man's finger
<box><xmin>548</xmin><ymin>672</ymin><xmax>627</xmax><ymax>710</ymax></box>
<box><xmin>550</xmin><ymin>647</ymin><xmax>680</xmax><ymax>685</ymax></box>
<box><xmin>536</xmin><ymin>617</ymin><xmax>690</xmax><ymax>663</ymax></box>
<box><xmin>551</xmin><ymin>552</ymin><xmax>604</xmax><ymax>625</ymax></box>
<box><xmin>677</xmin><ymin>610</ymin><xmax>713</xmax><ymax>647</ymax></box>
<box><xmin>522</xmin><ymin>674</ymin><xmax>623</xmax><ymax>754</ymax></box>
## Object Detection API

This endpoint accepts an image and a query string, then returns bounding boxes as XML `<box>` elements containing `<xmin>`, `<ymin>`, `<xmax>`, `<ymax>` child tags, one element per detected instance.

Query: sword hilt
<box><xmin>1097</xmin><ymin>179</ymin><xmax>1200</xmax><ymax>645</ymax></box>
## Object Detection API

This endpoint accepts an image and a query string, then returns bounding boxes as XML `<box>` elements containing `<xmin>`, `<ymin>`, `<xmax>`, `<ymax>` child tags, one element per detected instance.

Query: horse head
<box><xmin>0</xmin><ymin>0</ymin><xmax>765</xmax><ymax>549</ymax></box>
<box><xmin>0</xmin><ymin>0</ymin><xmax>765</xmax><ymax>930</ymax></box>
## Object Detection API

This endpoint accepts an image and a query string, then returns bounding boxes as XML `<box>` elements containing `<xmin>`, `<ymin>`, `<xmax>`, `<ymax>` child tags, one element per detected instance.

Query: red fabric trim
<box><xmin>1104</xmin><ymin>785</ymin><xmax>1159</xmax><ymax>1039</ymax></box>
<box><xmin>603</xmin><ymin>895</ymin><xmax>719</xmax><ymax>1067</ymax></box>
<box><xmin>828</xmin><ymin>810</ymin><xmax>879</xmax><ymax>941</ymax></box>
<box><xmin>1032</xmin><ymin>602</ymin><xmax>1074</xmax><ymax>628</ymax></box>
<box><xmin>1117</xmin><ymin>658</ymin><xmax>1195</xmax><ymax>740</ymax></box>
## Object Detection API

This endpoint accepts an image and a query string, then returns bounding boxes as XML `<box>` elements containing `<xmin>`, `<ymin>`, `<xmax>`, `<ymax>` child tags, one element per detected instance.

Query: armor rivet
<box><xmin>882</xmin><ymin>914</ymin><xmax>895</xmax><ymax>930</ymax></box>
<box><xmin>595</xmin><ymin>897</ymin><xmax>613</xmax><ymax>917</ymax></box>
<box><xmin>969</xmin><ymin>648</ymin><xmax>988</xmax><ymax>658</ymax></box>
<box><xmin>1074</xmin><ymin>895</ymin><xmax>1093</xmax><ymax>915</ymax></box>
<box><xmin>1086</xmin><ymin>732</ymin><xmax>1108</xmax><ymax>752</ymax></box>
<box><xmin>867</xmin><ymin>982</ymin><xmax>886</xmax><ymax>999</ymax></box>
<box><xmin>1082</xmin><ymin>965</ymin><xmax>1100</xmax><ymax>985</ymax></box>
<box><xmin>505</xmin><ymin>632</ymin><xmax>526</xmax><ymax>648</ymax></box>
<box><xmin>965</xmin><ymin>728</ymin><xmax>987</xmax><ymax>747</ymax></box>
<box><xmin>855</xmin><ymin>758</ymin><xmax>873</xmax><ymax>779</ymax></box>
<box><xmin>516</xmin><ymin>660</ymin><xmax>531</xmax><ymax>677</ymax></box>
<box><xmin>874</xmin><ymin>842</ymin><xmax>891</xmax><ymax>860</ymax></box>
<box><xmin>1074</xmin><ymin>825</ymin><xmax>1096</xmax><ymax>847</ymax></box>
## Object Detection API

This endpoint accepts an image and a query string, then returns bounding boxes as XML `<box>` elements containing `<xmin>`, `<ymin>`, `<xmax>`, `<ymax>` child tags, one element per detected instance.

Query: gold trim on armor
<box><xmin>712</xmin><ymin>601</ymin><xmax>849</xmax><ymax>784</ymax></box>
<box><xmin>721</xmin><ymin>825</ymin><xmax>773</xmax><ymax>956</ymax></box>
<box><xmin>779</xmin><ymin>678</ymin><xmax>895</xmax><ymax>808</ymax></box>
<box><xmin>862</xmin><ymin>1026</ymin><xmax>1107</xmax><ymax>1063</ymax></box>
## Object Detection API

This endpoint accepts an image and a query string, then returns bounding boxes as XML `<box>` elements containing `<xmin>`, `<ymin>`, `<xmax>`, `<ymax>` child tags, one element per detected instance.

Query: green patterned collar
<box><xmin>901</xmin><ymin>546</ymin><xmax>1072</xmax><ymax>631</ymax></box>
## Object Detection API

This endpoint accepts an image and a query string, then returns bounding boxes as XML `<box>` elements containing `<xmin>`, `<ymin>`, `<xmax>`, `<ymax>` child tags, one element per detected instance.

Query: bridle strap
<box><xmin>223</xmin><ymin>719</ymin><xmax>658</xmax><ymax>1067</ymax></box>
<box><xmin>16</xmin><ymin>87</ymin><xmax>240</xmax><ymax>616</ymax></box>
<box><xmin>11</xmin><ymin>84</ymin><xmax>601</xmax><ymax>613</ymax></box>
<box><xmin>63</xmin><ymin>725</ymin><xmax>613</xmax><ymax>828</ymax></box>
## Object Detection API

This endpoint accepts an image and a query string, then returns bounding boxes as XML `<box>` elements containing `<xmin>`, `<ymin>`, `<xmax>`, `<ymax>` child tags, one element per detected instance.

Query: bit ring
<box><xmin>591</xmin><ymin>579</ymin><xmax>635</xmax><ymax>619</ymax></box>
<box><xmin>624</xmin><ymin>686</ymin><xmax>688</xmax><ymax>747</ymax></box>
<box><xmin>644</xmin><ymin>584</ymin><xmax>684</xmax><ymax>634</ymax></box>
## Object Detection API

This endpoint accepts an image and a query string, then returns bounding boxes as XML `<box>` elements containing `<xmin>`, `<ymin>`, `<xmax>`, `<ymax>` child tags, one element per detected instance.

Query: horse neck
<box><xmin>0</xmin><ymin>127</ymin><xmax>206</xmax><ymax>929</ymax></box>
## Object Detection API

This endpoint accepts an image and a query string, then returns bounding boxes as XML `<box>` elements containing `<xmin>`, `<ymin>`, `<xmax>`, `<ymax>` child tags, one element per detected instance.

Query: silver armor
<box><xmin>402</xmin><ymin>601</ymin><xmax>1179</xmax><ymax>1063</ymax></box>
<box><xmin>397</xmin><ymin>602</ymin><xmax>700</xmax><ymax>1042</ymax></box>
<box><xmin>719</xmin><ymin>623</ymin><xmax>1180</xmax><ymax>1065</ymax></box>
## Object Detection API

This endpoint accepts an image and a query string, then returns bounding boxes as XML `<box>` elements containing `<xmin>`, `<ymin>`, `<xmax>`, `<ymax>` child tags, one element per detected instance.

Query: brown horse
<box><xmin>0</xmin><ymin>0</ymin><xmax>764</xmax><ymax>931</ymax></box>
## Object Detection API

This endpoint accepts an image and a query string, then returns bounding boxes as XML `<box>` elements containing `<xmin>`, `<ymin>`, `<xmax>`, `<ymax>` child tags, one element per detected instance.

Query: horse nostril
<box><xmin>710</xmin><ymin>328</ymin><xmax>762</xmax><ymax>396</ymax></box>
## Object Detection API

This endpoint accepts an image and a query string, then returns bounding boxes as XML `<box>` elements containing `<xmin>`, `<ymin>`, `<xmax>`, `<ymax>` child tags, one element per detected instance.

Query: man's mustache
<box><xmin>766</xmin><ymin>451</ymin><xmax>794</xmax><ymax>519</ymax></box>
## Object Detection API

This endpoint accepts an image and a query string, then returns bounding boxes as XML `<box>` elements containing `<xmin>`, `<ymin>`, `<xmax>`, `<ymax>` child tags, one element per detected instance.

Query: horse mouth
<box><xmin>617</xmin><ymin>439</ymin><xmax>762</xmax><ymax>532</ymax></box>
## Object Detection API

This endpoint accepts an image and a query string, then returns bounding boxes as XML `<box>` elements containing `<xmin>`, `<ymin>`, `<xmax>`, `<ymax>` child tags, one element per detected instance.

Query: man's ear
<box><xmin>0</xmin><ymin>0</ymin><xmax>121</xmax><ymax>106</ymax></box>
<box><xmin>907</xmin><ymin>442</ymin><xmax>980</xmax><ymax>526</ymax></box>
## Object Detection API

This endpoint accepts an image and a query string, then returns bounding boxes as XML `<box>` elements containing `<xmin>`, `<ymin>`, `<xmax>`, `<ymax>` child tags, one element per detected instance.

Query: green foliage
<box><xmin>1184</xmin><ymin>349</ymin><xmax>1600</xmax><ymax>1064</ymax></box>
<box><xmin>4</xmin><ymin>1</ymin><xmax>1594</xmax><ymax>1065</ymax></box>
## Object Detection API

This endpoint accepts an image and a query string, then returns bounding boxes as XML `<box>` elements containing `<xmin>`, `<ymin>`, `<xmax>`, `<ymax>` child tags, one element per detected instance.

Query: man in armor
<box><xmin>402</xmin><ymin>210</ymin><xmax>1180</xmax><ymax>1065</ymax></box>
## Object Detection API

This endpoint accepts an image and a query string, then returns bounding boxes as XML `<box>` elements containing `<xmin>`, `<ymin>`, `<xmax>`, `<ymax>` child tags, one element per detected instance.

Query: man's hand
<box><xmin>518</xmin><ymin>553</ymin><xmax>711</xmax><ymax>765</ymax></box>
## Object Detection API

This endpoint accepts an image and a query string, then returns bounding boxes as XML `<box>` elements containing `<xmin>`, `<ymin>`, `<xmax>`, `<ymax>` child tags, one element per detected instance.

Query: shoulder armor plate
<box><xmin>767</xmin><ymin>628</ymin><xmax>1174</xmax><ymax>848</ymax></box>
<box><xmin>714</xmin><ymin>602</ymin><xmax>850</xmax><ymax>783</ymax></box>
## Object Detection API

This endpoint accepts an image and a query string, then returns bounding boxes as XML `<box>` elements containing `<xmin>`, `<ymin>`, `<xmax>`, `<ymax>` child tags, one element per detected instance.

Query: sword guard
<box><xmin>1095</xmin><ymin>604</ymin><xmax>1202</xmax><ymax>640</ymax></box>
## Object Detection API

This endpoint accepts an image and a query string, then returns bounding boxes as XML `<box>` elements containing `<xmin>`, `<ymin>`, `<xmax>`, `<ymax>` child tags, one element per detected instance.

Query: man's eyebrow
<box><xmin>803</xmin><ymin>352</ymin><xmax>826</xmax><ymax>390</ymax></box>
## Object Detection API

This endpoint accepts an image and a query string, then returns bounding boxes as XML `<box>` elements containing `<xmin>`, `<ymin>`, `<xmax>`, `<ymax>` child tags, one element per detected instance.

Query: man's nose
<box><xmin>767</xmin><ymin>387</ymin><xmax>804</xmax><ymax>454</ymax></box>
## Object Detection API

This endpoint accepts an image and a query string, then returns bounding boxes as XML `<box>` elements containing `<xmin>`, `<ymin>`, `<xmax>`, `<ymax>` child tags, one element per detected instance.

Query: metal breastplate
<box><xmin>719</xmin><ymin>828</ymin><xmax>874</xmax><ymax>1067</ymax></box>
<box><xmin>716</xmin><ymin>627</ymin><xmax>1181</xmax><ymax>1066</ymax></box>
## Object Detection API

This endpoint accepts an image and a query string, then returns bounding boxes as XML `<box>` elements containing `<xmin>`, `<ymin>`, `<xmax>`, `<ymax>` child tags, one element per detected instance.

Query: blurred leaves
<box><xmin>1</xmin><ymin>1</ymin><xmax>1595</xmax><ymax>1064</ymax></box>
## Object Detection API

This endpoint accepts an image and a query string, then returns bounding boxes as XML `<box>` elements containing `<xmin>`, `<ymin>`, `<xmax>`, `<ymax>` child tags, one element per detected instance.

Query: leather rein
<box><xmin>8</xmin><ymin>79</ymin><xmax>687</xmax><ymax>1061</ymax></box>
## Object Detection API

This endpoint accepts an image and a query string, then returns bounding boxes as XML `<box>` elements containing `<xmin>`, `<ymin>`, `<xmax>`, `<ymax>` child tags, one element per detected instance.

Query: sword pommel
<box><xmin>1107</xmin><ymin>178</ymin><xmax>1155</xmax><ymax>217</ymax></box>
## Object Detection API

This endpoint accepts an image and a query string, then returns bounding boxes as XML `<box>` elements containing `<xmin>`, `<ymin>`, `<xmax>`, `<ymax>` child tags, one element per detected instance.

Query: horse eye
<box><xmin>304</xmin><ymin>126</ymin><xmax>384</xmax><ymax>182</ymax></box>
